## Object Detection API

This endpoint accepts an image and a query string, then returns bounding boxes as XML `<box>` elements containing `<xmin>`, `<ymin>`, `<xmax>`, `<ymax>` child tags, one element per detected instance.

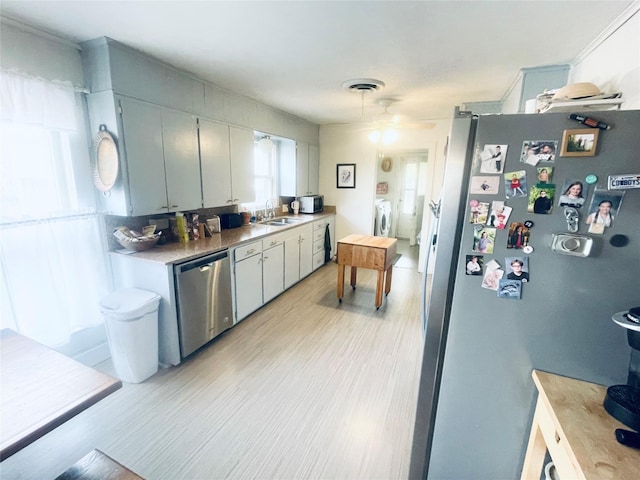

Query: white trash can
<box><xmin>100</xmin><ymin>288</ymin><xmax>161</xmax><ymax>383</ymax></box>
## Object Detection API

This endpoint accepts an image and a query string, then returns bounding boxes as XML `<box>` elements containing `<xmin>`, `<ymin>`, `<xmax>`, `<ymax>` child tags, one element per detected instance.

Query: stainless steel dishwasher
<box><xmin>174</xmin><ymin>249</ymin><xmax>233</xmax><ymax>358</ymax></box>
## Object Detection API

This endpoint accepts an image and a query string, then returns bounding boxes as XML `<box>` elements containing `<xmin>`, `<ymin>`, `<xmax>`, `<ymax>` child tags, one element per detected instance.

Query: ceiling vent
<box><xmin>342</xmin><ymin>78</ymin><xmax>385</xmax><ymax>93</ymax></box>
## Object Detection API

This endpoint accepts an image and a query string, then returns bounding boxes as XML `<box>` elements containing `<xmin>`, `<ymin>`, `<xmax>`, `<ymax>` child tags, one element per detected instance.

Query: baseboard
<box><xmin>74</xmin><ymin>341</ymin><xmax>111</xmax><ymax>366</ymax></box>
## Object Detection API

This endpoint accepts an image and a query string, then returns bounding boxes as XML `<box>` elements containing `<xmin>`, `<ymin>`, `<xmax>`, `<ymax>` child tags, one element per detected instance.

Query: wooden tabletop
<box><xmin>0</xmin><ymin>329</ymin><xmax>122</xmax><ymax>461</ymax></box>
<box><xmin>337</xmin><ymin>234</ymin><xmax>397</xmax><ymax>249</ymax></box>
<box><xmin>531</xmin><ymin>370</ymin><xmax>639</xmax><ymax>479</ymax></box>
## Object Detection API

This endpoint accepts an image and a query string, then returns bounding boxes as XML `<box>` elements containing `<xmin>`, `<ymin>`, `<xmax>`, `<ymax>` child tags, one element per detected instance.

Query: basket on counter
<box><xmin>114</xmin><ymin>226</ymin><xmax>162</xmax><ymax>252</ymax></box>
<box><xmin>116</xmin><ymin>234</ymin><xmax>161</xmax><ymax>252</ymax></box>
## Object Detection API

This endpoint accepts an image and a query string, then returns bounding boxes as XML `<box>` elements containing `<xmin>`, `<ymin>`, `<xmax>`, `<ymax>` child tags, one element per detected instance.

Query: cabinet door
<box><xmin>229</xmin><ymin>126</ymin><xmax>255</xmax><ymax>204</ymax></box>
<box><xmin>308</xmin><ymin>144</ymin><xmax>319</xmax><ymax>195</ymax></box>
<box><xmin>118</xmin><ymin>98</ymin><xmax>167</xmax><ymax>216</ymax></box>
<box><xmin>162</xmin><ymin>109</ymin><xmax>201</xmax><ymax>212</ymax></box>
<box><xmin>299</xmin><ymin>224</ymin><xmax>313</xmax><ymax>278</ymax></box>
<box><xmin>262</xmin><ymin>244</ymin><xmax>284</xmax><ymax>303</ymax></box>
<box><xmin>284</xmin><ymin>234</ymin><xmax>301</xmax><ymax>289</ymax></box>
<box><xmin>200</xmin><ymin>119</ymin><xmax>232</xmax><ymax>207</ymax></box>
<box><xmin>235</xmin><ymin>254</ymin><xmax>263</xmax><ymax>321</ymax></box>
<box><xmin>296</xmin><ymin>141</ymin><xmax>309</xmax><ymax>196</ymax></box>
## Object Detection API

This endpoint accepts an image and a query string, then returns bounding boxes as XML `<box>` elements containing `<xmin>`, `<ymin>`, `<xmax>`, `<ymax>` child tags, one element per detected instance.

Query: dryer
<box><xmin>374</xmin><ymin>200</ymin><xmax>391</xmax><ymax>237</ymax></box>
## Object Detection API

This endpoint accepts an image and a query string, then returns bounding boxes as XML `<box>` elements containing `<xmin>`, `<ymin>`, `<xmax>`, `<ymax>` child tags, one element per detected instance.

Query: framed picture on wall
<box><xmin>337</xmin><ymin>163</ymin><xmax>356</xmax><ymax>188</ymax></box>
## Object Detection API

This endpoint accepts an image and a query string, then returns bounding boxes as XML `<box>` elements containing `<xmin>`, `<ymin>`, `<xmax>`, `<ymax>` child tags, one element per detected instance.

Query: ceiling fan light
<box><xmin>382</xmin><ymin>128</ymin><xmax>398</xmax><ymax>145</ymax></box>
<box><xmin>368</xmin><ymin>130</ymin><xmax>381</xmax><ymax>144</ymax></box>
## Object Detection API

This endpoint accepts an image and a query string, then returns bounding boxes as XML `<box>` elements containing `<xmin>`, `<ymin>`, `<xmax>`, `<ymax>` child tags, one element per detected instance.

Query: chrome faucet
<box><xmin>265</xmin><ymin>199</ymin><xmax>275</xmax><ymax>219</ymax></box>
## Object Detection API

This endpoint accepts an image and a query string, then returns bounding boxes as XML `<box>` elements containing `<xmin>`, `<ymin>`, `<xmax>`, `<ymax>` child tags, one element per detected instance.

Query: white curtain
<box><xmin>0</xmin><ymin>70</ymin><xmax>111</xmax><ymax>347</ymax></box>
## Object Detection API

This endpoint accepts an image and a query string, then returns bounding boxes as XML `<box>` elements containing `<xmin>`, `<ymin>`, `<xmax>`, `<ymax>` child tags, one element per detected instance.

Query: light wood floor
<box><xmin>2</xmin><ymin>258</ymin><xmax>423</xmax><ymax>480</ymax></box>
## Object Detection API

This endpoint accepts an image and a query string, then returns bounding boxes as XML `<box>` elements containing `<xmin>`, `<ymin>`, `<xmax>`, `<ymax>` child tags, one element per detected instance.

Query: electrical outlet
<box><xmin>282</xmin><ymin>204</ymin><xmax>288</xmax><ymax>212</ymax></box>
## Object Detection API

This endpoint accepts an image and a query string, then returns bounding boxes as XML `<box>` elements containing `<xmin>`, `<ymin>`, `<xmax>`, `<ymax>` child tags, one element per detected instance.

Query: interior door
<box><xmin>396</xmin><ymin>157</ymin><xmax>419</xmax><ymax>240</ymax></box>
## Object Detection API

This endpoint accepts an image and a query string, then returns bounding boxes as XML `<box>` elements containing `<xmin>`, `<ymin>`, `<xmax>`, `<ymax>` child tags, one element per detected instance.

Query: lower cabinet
<box><xmin>262</xmin><ymin>238</ymin><xmax>285</xmax><ymax>303</ymax></box>
<box><xmin>232</xmin><ymin>216</ymin><xmax>333</xmax><ymax>323</ymax></box>
<box><xmin>284</xmin><ymin>224</ymin><xmax>313</xmax><ymax>289</ymax></box>
<box><xmin>233</xmin><ymin>240</ymin><xmax>263</xmax><ymax>322</ymax></box>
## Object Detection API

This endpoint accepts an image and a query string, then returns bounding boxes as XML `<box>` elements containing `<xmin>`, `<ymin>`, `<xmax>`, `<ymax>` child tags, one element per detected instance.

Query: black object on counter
<box><xmin>220</xmin><ymin>213</ymin><xmax>243</xmax><ymax>229</ymax></box>
<box><xmin>615</xmin><ymin>428</ymin><xmax>640</xmax><ymax>449</ymax></box>
<box><xmin>603</xmin><ymin>385</ymin><xmax>640</xmax><ymax>432</ymax></box>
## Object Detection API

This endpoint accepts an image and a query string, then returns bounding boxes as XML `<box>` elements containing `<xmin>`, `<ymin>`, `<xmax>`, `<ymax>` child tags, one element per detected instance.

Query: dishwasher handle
<box><xmin>175</xmin><ymin>250</ymin><xmax>229</xmax><ymax>274</ymax></box>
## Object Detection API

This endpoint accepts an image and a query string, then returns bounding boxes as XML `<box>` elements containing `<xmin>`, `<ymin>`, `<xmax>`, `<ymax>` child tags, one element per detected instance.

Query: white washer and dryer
<box><xmin>374</xmin><ymin>199</ymin><xmax>392</xmax><ymax>237</ymax></box>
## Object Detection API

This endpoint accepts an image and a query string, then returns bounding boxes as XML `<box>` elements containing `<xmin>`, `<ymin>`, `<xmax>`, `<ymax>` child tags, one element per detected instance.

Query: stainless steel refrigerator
<box><xmin>410</xmin><ymin>109</ymin><xmax>640</xmax><ymax>479</ymax></box>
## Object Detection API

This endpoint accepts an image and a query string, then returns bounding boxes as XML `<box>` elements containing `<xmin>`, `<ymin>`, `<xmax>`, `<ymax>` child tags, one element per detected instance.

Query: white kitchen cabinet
<box><xmin>86</xmin><ymin>94</ymin><xmax>200</xmax><ymax>216</ymax></box>
<box><xmin>280</xmin><ymin>141</ymin><xmax>320</xmax><ymax>197</ymax></box>
<box><xmin>284</xmin><ymin>223</ymin><xmax>313</xmax><ymax>288</ymax></box>
<box><xmin>262</xmin><ymin>240</ymin><xmax>284</xmax><ymax>303</ymax></box>
<box><xmin>233</xmin><ymin>240</ymin><xmax>264</xmax><ymax>322</ymax></box>
<box><xmin>200</xmin><ymin>121</ymin><xmax>256</xmax><ymax>208</ymax></box>
<box><xmin>229</xmin><ymin>126</ymin><xmax>255</xmax><ymax>205</ymax></box>
<box><xmin>161</xmin><ymin>108</ymin><xmax>202</xmax><ymax>212</ymax></box>
<box><xmin>200</xmin><ymin>119</ymin><xmax>232</xmax><ymax>208</ymax></box>
<box><xmin>119</xmin><ymin>98</ymin><xmax>200</xmax><ymax>215</ymax></box>
<box><xmin>299</xmin><ymin>224</ymin><xmax>314</xmax><ymax>279</ymax></box>
<box><xmin>312</xmin><ymin>217</ymin><xmax>332</xmax><ymax>271</ymax></box>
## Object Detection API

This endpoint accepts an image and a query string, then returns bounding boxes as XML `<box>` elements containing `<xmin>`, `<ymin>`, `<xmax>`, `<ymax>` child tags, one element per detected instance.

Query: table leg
<box><xmin>375</xmin><ymin>270</ymin><xmax>384</xmax><ymax>308</ymax></box>
<box><xmin>350</xmin><ymin>266</ymin><xmax>357</xmax><ymax>290</ymax></box>
<box><xmin>385</xmin><ymin>265</ymin><xmax>393</xmax><ymax>295</ymax></box>
<box><xmin>520</xmin><ymin>400</ymin><xmax>548</xmax><ymax>480</ymax></box>
<box><xmin>337</xmin><ymin>264</ymin><xmax>345</xmax><ymax>302</ymax></box>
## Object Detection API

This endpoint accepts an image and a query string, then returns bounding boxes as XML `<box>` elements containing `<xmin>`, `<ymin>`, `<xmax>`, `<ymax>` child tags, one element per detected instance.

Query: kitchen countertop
<box><xmin>110</xmin><ymin>210</ymin><xmax>335</xmax><ymax>265</ymax></box>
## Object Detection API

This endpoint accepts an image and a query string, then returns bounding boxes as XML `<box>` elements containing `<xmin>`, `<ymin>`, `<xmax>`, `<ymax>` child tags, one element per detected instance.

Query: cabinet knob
<box><xmin>247</xmin><ymin>248</ymin><xmax>255</xmax><ymax>255</ymax></box>
<box><xmin>227</xmin><ymin>200</ymin><xmax>233</xmax><ymax>204</ymax></box>
<box><xmin>233</xmin><ymin>198</ymin><xmax>239</xmax><ymax>203</ymax></box>
<box><xmin>171</xmin><ymin>205</ymin><xmax>179</xmax><ymax>208</ymax></box>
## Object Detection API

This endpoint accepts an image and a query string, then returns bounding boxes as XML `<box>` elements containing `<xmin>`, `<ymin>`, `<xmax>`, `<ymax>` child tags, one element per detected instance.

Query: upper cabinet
<box><xmin>87</xmin><ymin>94</ymin><xmax>201</xmax><ymax>216</ymax></box>
<box><xmin>200</xmin><ymin>120</ymin><xmax>255</xmax><ymax>207</ymax></box>
<box><xmin>280</xmin><ymin>141</ymin><xmax>320</xmax><ymax>197</ymax></box>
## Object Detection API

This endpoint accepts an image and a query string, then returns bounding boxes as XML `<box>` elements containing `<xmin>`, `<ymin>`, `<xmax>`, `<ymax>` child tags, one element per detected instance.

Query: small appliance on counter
<box><xmin>220</xmin><ymin>213</ymin><xmax>243</xmax><ymax>229</ymax></box>
<box><xmin>299</xmin><ymin>195</ymin><xmax>323</xmax><ymax>213</ymax></box>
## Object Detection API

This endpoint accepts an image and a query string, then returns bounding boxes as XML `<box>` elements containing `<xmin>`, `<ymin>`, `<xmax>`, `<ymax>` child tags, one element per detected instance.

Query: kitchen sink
<box><xmin>261</xmin><ymin>217</ymin><xmax>303</xmax><ymax>226</ymax></box>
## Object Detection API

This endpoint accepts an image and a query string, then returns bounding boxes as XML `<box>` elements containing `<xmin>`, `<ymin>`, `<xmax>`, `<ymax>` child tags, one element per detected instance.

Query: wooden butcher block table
<box><xmin>336</xmin><ymin>234</ymin><xmax>397</xmax><ymax>309</ymax></box>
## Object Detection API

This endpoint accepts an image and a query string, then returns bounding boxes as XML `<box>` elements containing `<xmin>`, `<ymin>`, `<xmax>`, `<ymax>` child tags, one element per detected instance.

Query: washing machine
<box><xmin>374</xmin><ymin>200</ymin><xmax>392</xmax><ymax>237</ymax></box>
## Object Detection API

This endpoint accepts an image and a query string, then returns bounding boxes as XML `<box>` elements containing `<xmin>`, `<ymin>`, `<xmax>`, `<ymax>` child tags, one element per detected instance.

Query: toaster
<box><xmin>220</xmin><ymin>213</ymin><xmax>243</xmax><ymax>229</ymax></box>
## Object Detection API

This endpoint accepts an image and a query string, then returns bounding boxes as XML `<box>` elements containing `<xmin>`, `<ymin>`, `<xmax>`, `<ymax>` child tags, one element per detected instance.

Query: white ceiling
<box><xmin>0</xmin><ymin>1</ymin><xmax>635</xmax><ymax>125</ymax></box>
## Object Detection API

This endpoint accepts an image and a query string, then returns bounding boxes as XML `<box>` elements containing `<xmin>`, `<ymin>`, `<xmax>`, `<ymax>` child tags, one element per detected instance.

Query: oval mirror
<box><xmin>92</xmin><ymin>125</ymin><xmax>119</xmax><ymax>192</ymax></box>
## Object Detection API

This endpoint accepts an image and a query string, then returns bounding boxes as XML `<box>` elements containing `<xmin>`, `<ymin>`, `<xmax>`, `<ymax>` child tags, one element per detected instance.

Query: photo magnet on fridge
<box><xmin>558</xmin><ymin>179</ymin><xmax>586</xmax><ymax>208</ymax></box>
<box><xmin>506</xmin><ymin>222</ymin><xmax>530</xmax><ymax>249</ymax></box>
<box><xmin>504</xmin><ymin>171</ymin><xmax>528</xmax><ymax>199</ymax></box>
<box><xmin>472</xmin><ymin>226</ymin><xmax>496</xmax><ymax>254</ymax></box>
<box><xmin>477</xmin><ymin>144</ymin><xmax>508</xmax><ymax>174</ymax></box>
<box><xmin>528</xmin><ymin>184</ymin><xmax>555</xmax><ymax>214</ymax></box>
<box><xmin>505</xmin><ymin>257</ymin><xmax>530</xmax><ymax>283</ymax></box>
<box><xmin>497</xmin><ymin>279</ymin><xmax>522</xmax><ymax>299</ymax></box>
<box><xmin>536</xmin><ymin>167</ymin><xmax>553</xmax><ymax>184</ymax></box>
<box><xmin>520</xmin><ymin>140</ymin><xmax>557</xmax><ymax>165</ymax></box>
<box><xmin>469</xmin><ymin>202</ymin><xmax>490</xmax><ymax>224</ymax></box>
<box><xmin>470</xmin><ymin>176</ymin><xmax>500</xmax><ymax>195</ymax></box>
<box><xmin>585</xmin><ymin>189</ymin><xmax>625</xmax><ymax>234</ymax></box>
<box><xmin>465</xmin><ymin>255</ymin><xmax>484</xmax><ymax>276</ymax></box>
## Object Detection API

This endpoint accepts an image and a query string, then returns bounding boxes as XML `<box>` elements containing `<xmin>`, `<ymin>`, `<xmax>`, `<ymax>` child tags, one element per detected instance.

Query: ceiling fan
<box><xmin>364</xmin><ymin>98</ymin><xmax>435</xmax><ymax>145</ymax></box>
<box><xmin>340</xmin><ymin>78</ymin><xmax>435</xmax><ymax>145</ymax></box>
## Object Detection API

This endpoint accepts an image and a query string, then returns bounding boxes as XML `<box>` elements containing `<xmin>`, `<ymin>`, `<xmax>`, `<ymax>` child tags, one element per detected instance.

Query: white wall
<box><xmin>570</xmin><ymin>6</ymin><xmax>640</xmax><ymax>109</ymax></box>
<box><xmin>0</xmin><ymin>20</ymin><xmax>84</xmax><ymax>84</ymax></box>
<box><xmin>319</xmin><ymin>121</ymin><xmax>451</xmax><ymax>272</ymax></box>
<box><xmin>500</xmin><ymin>5</ymin><xmax>639</xmax><ymax>113</ymax></box>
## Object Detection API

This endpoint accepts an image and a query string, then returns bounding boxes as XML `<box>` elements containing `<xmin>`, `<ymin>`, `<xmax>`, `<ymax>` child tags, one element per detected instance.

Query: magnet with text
<box><xmin>608</xmin><ymin>174</ymin><xmax>640</xmax><ymax>190</ymax></box>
